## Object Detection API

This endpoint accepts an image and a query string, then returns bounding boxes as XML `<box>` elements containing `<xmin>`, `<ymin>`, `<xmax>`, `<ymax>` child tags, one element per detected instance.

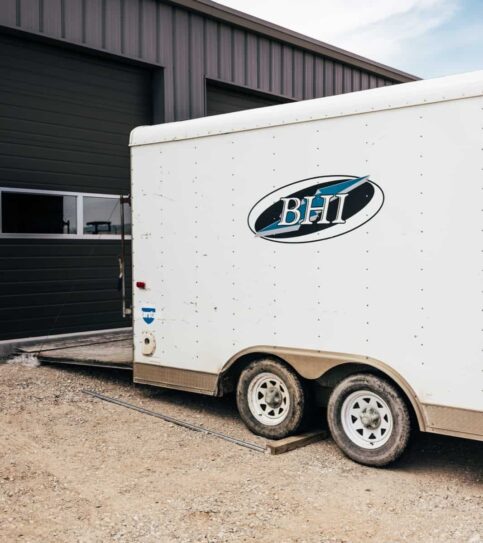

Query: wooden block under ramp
<box><xmin>265</xmin><ymin>430</ymin><xmax>327</xmax><ymax>455</ymax></box>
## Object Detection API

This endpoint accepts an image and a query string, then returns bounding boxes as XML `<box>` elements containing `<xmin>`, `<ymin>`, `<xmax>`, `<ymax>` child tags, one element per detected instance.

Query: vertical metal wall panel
<box><xmin>352</xmin><ymin>69</ymin><xmax>361</xmax><ymax>92</ymax></box>
<box><xmin>314</xmin><ymin>57</ymin><xmax>324</xmax><ymax>97</ymax></box>
<box><xmin>245</xmin><ymin>33</ymin><xmax>258</xmax><ymax>88</ymax></box>
<box><xmin>334</xmin><ymin>64</ymin><xmax>343</xmax><ymax>94</ymax></box>
<box><xmin>189</xmin><ymin>13</ymin><xmax>205</xmax><ymax>118</ymax></box>
<box><xmin>19</xmin><ymin>0</ymin><xmax>40</xmax><ymax>32</ymax></box>
<box><xmin>141</xmin><ymin>0</ymin><xmax>158</xmax><ymax>63</ymax></box>
<box><xmin>282</xmin><ymin>45</ymin><xmax>292</xmax><ymax>97</ymax></box>
<box><xmin>84</xmin><ymin>0</ymin><xmax>102</xmax><ymax>49</ymax></box>
<box><xmin>64</xmin><ymin>0</ymin><xmax>84</xmax><ymax>44</ymax></box>
<box><xmin>43</xmin><ymin>0</ymin><xmax>62</xmax><ymax>37</ymax></box>
<box><xmin>258</xmin><ymin>37</ymin><xmax>270</xmax><ymax>92</ymax></box>
<box><xmin>232</xmin><ymin>28</ymin><xmax>245</xmax><ymax>86</ymax></box>
<box><xmin>324</xmin><ymin>59</ymin><xmax>334</xmax><ymax>96</ymax></box>
<box><xmin>123</xmin><ymin>0</ymin><xmax>140</xmax><ymax>58</ymax></box>
<box><xmin>293</xmin><ymin>49</ymin><xmax>303</xmax><ymax>99</ymax></box>
<box><xmin>204</xmin><ymin>18</ymin><xmax>217</xmax><ymax>79</ymax></box>
<box><xmin>2</xmin><ymin>0</ymin><xmax>17</xmax><ymax>26</ymax></box>
<box><xmin>257</xmin><ymin>37</ymin><xmax>270</xmax><ymax>92</ymax></box>
<box><xmin>270</xmin><ymin>41</ymin><xmax>281</xmax><ymax>95</ymax></box>
<box><xmin>343</xmin><ymin>65</ymin><xmax>352</xmax><ymax>93</ymax></box>
<box><xmin>157</xmin><ymin>2</ymin><xmax>174</xmax><ymax>121</ymax></box>
<box><xmin>304</xmin><ymin>53</ymin><xmax>314</xmax><ymax>99</ymax></box>
<box><xmin>218</xmin><ymin>23</ymin><xmax>232</xmax><ymax>82</ymax></box>
<box><xmin>361</xmin><ymin>72</ymin><xmax>369</xmax><ymax>90</ymax></box>
<box><xmin>156</xmin><ymin>1</ymin><xmax>171</xmax><ymax>65</ymax></box>
<box><xmin>173</xmin><ymin>7</ymin><xmax>190</xmax><ymax>120</ymax></box>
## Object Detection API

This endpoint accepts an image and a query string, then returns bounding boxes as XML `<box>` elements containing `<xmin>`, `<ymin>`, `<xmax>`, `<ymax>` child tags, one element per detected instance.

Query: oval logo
<box><xmin>247</xmin><ymin>175</ymin><xmax>384</xmax><ymax>243</ymax></box>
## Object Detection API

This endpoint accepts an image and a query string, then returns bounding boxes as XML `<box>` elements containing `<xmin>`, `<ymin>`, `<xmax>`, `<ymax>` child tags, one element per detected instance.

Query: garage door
<box><xmin>206</xmin><ymin>82</ymin><xmax>291</xmax><ymax>116</ymax></box>
<box><xmin>0</xmin><ymin>33</ymin><xmax>153</xmax><ymax>340</ymax></box>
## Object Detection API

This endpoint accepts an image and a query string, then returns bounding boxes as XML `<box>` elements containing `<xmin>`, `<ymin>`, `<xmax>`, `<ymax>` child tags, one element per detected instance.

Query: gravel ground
<box><xmin>0</xmin><ymin>360</ymin><xmax>482</xmax><ymax>543</ymax></box>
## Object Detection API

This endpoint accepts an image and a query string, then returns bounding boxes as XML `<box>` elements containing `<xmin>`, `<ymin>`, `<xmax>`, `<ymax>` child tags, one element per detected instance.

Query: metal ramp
<box><xmin>17</xmin><ymin>331</ymin><xmax>133</xmax><ymax>370</ymax></box>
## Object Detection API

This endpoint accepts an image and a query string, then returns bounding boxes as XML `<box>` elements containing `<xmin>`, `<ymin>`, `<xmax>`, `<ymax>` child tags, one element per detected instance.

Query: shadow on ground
<box><xmin>398</xmin><ymin>432</ymin><xmax>483</xmax><ymax>476</ymax></box>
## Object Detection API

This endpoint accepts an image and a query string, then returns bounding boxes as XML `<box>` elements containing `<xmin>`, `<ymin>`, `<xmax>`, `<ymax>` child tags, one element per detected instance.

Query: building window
<box><xmin>0</xmin><ymin>188</ymin><xmax>130</xmax><ymax>239</ymax></box>
<box><xmin>2</xmin><ymin>192</ymin><xmax>77</xmax><ymax>234</ymax></box>
<box><xmin>83</xmin><ymin>196</ymin><xmax>131</xmax><ymax>236</ymax></box>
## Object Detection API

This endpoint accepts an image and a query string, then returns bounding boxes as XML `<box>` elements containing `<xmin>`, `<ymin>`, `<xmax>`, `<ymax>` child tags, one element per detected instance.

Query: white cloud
<box><xmin>217</xmin><ymin>0</ymin><xmax>460</xmax><ymax>71</ymax></box>
<box><xmin>335</xmin><ymin>0</ymin><xmax>459</xmax><ymax>61</ymax></box>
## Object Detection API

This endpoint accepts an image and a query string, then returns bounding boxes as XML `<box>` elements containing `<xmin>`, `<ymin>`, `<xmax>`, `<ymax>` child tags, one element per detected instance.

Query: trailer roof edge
<box><xmin>130</xmin><ymin>71</ymin><xmax>483</xmax><ymax>147</ymax></box>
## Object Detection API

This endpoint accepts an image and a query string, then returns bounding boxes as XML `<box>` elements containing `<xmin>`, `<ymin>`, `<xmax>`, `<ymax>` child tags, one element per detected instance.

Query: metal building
<box><xmin>0</xmin><ymin>0</ymin><xmax>417</xmax><ymax>341</ymax></box>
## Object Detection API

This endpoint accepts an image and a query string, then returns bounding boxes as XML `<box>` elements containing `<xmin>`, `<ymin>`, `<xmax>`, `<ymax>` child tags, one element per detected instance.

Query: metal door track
<box><xmin>83</xmin><ymin>390</ymin><xmax>326</xmax><ymax>454</ymax></box>
<box><xmin>83</xmin><ymin>389</ymin><xmax>267</xmax><ymax>453</ymax></box>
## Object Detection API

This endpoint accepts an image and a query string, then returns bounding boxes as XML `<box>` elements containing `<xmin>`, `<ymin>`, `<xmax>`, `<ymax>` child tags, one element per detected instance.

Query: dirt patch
<box><xmin>0</xmin><ymin>362</ymin><xmax>482</xmax><ymax>542</ymax></box>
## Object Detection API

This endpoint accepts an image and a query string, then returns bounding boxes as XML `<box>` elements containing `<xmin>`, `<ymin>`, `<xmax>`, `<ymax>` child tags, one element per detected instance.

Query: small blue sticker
<box><xmin>142</xmin><ymin>307</ymin><xmax>156</xmax><ymax>325</ymax></box>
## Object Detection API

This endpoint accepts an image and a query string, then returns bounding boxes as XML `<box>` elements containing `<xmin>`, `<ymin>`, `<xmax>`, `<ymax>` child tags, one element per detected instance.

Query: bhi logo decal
<box><xmin>247</xmin><ymin>175</ymin><xmax>384</xmax><ymax>243</ymax></box>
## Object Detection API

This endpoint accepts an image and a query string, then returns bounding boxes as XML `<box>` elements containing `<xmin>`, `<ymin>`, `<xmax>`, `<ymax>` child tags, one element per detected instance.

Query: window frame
<box><xmin>0</xmin><ymin>187</ymin><xmax>131</xmax><ymax>240</ymax></box>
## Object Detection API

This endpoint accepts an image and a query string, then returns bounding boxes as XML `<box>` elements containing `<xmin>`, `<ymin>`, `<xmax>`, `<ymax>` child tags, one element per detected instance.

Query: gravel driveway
<box><xmin>0</xmin><ymin>360</ymin><xmax>481</xmax><ymax>543</ymax></box>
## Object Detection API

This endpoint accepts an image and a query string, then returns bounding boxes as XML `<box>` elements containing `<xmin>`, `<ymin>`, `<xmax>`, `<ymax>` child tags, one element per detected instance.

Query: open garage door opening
<box><xmin>206</xmin><ymin>81</ymin><xmax>292</xmax><ymax>116</ymax></box>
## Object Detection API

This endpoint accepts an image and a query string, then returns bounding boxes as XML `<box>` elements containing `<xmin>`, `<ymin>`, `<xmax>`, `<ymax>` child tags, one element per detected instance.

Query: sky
<box><xmin>216</xmin><ymin>0</ymin><xmax>483</xmax><ymax>79</ymax></box>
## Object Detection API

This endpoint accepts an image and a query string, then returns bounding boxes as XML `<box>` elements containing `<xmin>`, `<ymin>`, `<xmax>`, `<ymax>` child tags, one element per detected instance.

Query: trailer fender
<box><xmin>221</xmin><ymin>346</ymin><xmax>427</xmax><ymax>431</ymax></box>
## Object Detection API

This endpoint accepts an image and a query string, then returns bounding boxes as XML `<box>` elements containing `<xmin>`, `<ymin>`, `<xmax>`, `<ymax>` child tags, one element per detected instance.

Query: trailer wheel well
<box><xmin>219</xmin><ymin>354</ymin><xmax>422</xmax><ymax>430</ymax></box>
<box><xmin>218</xmin><ymin>352</ymin><xmax>294</xmax><ymax>395</ymax></box>
<box><xmin>316</xmin><ymin>363</ymin><xmax>421</xmax><ymax>429</ymax></box>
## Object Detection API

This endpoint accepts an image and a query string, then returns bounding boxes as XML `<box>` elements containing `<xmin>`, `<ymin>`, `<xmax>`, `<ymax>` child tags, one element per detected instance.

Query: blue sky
<box><xmin>217</xmin><ymin>0</ymin><xmax>483</xmax><ymax>79</ymax></box>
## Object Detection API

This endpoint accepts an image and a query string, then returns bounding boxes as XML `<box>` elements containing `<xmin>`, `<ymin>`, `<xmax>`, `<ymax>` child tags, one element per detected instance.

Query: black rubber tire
<box><xmin>236</xmin><ymin>358</ymin><xmax>305</xmax><ymax>439</ymax></box>
<box><xmin>327</xmin><ymin>373</ymin><xmax>411</xmax><ymax>467</ymax></box>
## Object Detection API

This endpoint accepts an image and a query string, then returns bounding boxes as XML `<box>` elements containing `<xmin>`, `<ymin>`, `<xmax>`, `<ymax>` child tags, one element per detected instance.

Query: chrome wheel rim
<box><xmin>247</xmin><ymin>372</ymin><xmax>290</xmax><ymax>426</ymax></box>
<box><xmin>341</xmin><ymin>390</ymin><xmax>393</xmax><ymax>449</ymax></box>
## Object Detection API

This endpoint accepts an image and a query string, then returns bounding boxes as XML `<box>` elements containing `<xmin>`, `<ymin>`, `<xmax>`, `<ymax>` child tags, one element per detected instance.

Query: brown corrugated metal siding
<box><xmin>0</xmin><ymin>0</ymin><xmax>414</xmax><ymax>124</ymax></box>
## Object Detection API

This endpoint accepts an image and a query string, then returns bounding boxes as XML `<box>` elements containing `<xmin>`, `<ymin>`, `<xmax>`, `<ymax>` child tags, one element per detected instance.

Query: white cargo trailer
<box><xmin>129</xmin><ymin>71</ymin><xmax>483</xmax><ymax>466</ymax></box>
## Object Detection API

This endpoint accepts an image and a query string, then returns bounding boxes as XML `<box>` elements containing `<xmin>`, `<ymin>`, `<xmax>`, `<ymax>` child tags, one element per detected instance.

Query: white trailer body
<box><xmin>130</xmin><ymin>71</ymin><xmax>483</xmax><ymax>465</ymax></box>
